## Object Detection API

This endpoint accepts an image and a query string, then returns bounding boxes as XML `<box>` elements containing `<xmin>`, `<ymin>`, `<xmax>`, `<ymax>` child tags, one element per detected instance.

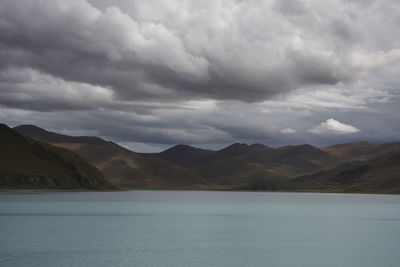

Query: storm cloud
<box><xmin>0</xmin><ymin>0</ymin><xmax>399</xmax><ymax>151</ymax></box>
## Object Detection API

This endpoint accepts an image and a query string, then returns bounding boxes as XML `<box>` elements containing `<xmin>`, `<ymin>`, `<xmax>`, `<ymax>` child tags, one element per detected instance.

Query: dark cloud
<box><xmin>1</xmin><ymin>0</ymin><xmax>388</xmax><ymax>103</ymax></box>
<box><xmin>274</xmin><ymin>0</ymin><xmax>309</xmax><ymax>16</ymax></box>
<box><xmin>0</xmin><ymin>0</ymin><xmax>399</xmax><ymax>151</ymax></box>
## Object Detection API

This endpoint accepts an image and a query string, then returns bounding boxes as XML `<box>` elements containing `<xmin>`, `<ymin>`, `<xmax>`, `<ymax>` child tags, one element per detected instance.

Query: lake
<box><xmin>1</xmin><ymin>191</ymin><xmax>400</xmax><ymax>267</ymax></box>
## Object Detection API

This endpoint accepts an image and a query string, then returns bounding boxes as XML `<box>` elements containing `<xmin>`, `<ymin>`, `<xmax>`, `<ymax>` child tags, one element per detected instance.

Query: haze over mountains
<box><xmin>0</xmin><ymin>123</ymin><xmax>396</xmax><ymax>193</ymax></box>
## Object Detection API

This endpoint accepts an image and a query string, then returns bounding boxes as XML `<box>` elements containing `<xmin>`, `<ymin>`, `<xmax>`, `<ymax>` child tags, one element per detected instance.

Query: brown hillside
<box><xmin>0</xmin><ymin>124</ymin><xmax>114</xmax><ymax>190</ymax></box>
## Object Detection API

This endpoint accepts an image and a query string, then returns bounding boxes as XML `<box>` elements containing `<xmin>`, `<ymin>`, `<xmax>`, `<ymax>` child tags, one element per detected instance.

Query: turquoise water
<box><xmin>1</xmin><ymin>191</ymin><xmax>400</xmax><ymax>267</ymax></box>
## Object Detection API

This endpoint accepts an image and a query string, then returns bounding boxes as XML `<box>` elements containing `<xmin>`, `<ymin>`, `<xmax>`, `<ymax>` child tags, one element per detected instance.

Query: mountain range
<box><xmin>13</xmin><ymin>124</ymin><xmax>214</xmax><ymax>190</ymax></box>
<box><xmin>1</xmin><ymin>123</ymin><xmax>399</xmax><ymax>193</ymax></box>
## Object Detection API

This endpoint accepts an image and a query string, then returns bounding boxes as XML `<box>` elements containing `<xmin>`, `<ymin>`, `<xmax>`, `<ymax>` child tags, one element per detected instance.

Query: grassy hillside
<box><xmin>14</xmin><ymin>125</ymin><xmax>215</xmax><ymax>190</ymax></box>
<box><xmin>145</xmin><ymin>143</ymin><xmax>339</xmax><ymax>187</ymax></box>
<box><xmin>321</xmin><ymin>141</ymin><xmax>400</xmax><ymax>161</ymax></box>
<box><xmin>321</xmin><ymin>142</ymin><xmax>379</xmax><ymax>160</ymax></box>
<box><xmin>287</xmin><ymin>153</ymin><xmax>400</xmax><ymax>194</ymax></box>
<box><xmin>55</xmin><ymin>142</ymin><xmax>215</xmax><ymax>190</ymax></box>
<box><xmin>0</xmin><ymin>124</ymin><xmax>115</xmax><ymax>190</ymax></box>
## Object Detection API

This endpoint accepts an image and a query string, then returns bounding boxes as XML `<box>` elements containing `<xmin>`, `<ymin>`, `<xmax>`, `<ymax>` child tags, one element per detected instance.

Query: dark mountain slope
<box><xmin>14</xmin><ymin>124</ymin><xmax>107</xmax><ymax>145</ymax></box>
<box><xmin>216</xmin><ymin>143</ymin><xmax>276</xmax><ymax>164</ymax></box>
<box><xmin>368</xmin><ymin>142</ymin><xmax>400</xmax><ymax>159</ymax></box>
<box><xmin>0</xmin><ymin>124</ymin><xmax>114</xmax><ymax>190</ymax></box>
<box><xmin>15</xmin><ymin>126</ymin><xmax>214</xmax><ymax>190</ymax></box>
<box><xmin>287</xmin><ymin>152</ymin><xmax>400</xmax><ymax>194</ymax></box>
<box><xmin>217</xmin><ymin>143</ymin><xmax>256</xmax><ymax>157</ymax></box>
<box><xmin>322</xmin><ymin>141</ymin><xmax>400</xmax><ymax>162</ymax></box>
<box><xmin>145</xmin><ymin>143</ymin><xmax>336</xmax><ymax>186</ymax></box>
<box><xmin>276</xmin><ymin>144</ymin><xmax>334</xmax><ymax>164</ymax></box>
<box><xmin>143</xmin><ymin>143</ymin><xmax>267</xmax><ymax>186</ymax></box>
<box><xmin>56</xmin><ymin>143</ymin><xmax>213</xmax><ymax>189</ymax></box>
<box><xmin>145</xmin><ymin>141</ymin><xmax>400</xmax><ymax>192</ymax></box>
<box><xmin>144</xmin><ymin>144</ymin><xmax>214</xmax><ymax>167</ymax></box>
<box><xmin>322</xmin><ymin>142</ymin><xmax>379</xmax><ymax>160</ymax></box>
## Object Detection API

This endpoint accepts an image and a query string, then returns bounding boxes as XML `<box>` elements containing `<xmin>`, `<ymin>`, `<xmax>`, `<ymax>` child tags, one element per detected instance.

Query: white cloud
<box><xmin>0</xmin><ymin>67</ymin><xmax>115</xmax><ymax>111</ymax></box>
<box><xmin>261</xmin><ymin>86</ymin><xmax>395</xmax><ymax>111</ymax></box>
<box><xmin>280</xmin><ymin>128</ymin><xmax>296</xmax><ymax>134</ymax></box>
<box><xmin>308</xmin><ymin>118</ymin><xmax>360</xmax><ymax>134</ymax></box>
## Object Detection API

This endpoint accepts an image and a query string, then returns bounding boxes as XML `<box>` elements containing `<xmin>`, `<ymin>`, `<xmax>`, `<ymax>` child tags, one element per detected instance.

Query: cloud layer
<box><xmin>0</xmin><ymin>0</ymin><xmax>399</xmax><ymax>151</ymax></box>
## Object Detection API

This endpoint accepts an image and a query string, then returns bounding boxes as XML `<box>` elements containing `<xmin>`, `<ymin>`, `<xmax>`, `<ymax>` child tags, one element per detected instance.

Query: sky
<box><xmin>0</xmin><ymin>0</ymin><xmax>399</xmax><ymax>152</ymax></box>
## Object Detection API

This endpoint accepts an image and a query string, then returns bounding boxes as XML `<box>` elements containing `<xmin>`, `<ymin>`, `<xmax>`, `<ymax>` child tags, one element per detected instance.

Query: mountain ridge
<box><xmin>13</xmin><ymin>125</ymin><xmax>215</xmax><ymax>190</ymax></box>
<box><xmin>10</xmin><ymin>124</ymin><xmax>400</xmax><ymax>193</ymax></box>
<box><xmin>14</xmin><ymin>124</ymin><xmax>109</xmax><ymax>145</ymax></box>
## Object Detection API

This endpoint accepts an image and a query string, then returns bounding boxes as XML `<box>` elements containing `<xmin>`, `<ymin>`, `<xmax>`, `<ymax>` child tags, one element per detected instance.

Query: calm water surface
<box><xmin>1</xmin><ymin>191</ymin><xmax>400</xmax><ymax>267</ymax></box>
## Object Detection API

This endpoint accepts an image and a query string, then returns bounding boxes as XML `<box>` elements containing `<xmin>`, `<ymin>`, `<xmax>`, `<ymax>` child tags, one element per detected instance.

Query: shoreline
<box><xmin>1</xmin><ymin>188</ymin><xmax>399</xmax><ymax>196</ymax></box>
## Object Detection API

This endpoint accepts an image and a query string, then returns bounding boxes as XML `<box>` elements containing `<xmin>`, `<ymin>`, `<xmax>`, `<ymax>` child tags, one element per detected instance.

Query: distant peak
<box><xmin>250</xmin><ymin>143</ymin><xmax>270</xmax><ymax>149</ymax></box>
<box><xmin>14</xmin><ymin>124</ymin><xmax>107</xmax><ymax>145</ymax></box>
<box><xmin>288</xmin><ymin>144</ymin><xmax>324</xmax><ymax>153</ymax></box>
<box><xmin>162</xmin><ymin>144</ymin><xmax>196</xmax><ymax>153</ymax></box>
<box><xmin>218</xmin><ymin>143</ymin><xmax>249</xmax><ymax>154</ymax></box>
<box><xmin>159</xmin><ymin>144</ymin><xmax>214</xmax><ymax>158</ymax></box>
<box><xmin>174</xmin><ymin>144</ymin><xmax>192</xmax><ymax>148</ymax></box>
<box><xmin>14</xmin><ymin>124</ymin><xmax>47</xmax><ymax>132</ymax></box>
<box><xmin>297</xmin><ymin>144</ymin><xmax>317</xmax><ymax>149</ymax></box>
<box><xmin>15</xmin><ymin>124</ymin><xmax>41</xmax><ymax>128</ymax></box>
<box><xmin>229</xmin><ymin>143</ymin><xmax>248</xmax><ymax>148</ymax></box>
<box><xmin>172</xmin><ymin>144</ymin><xmax>194</xmax><ymax>149</ymax></box>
